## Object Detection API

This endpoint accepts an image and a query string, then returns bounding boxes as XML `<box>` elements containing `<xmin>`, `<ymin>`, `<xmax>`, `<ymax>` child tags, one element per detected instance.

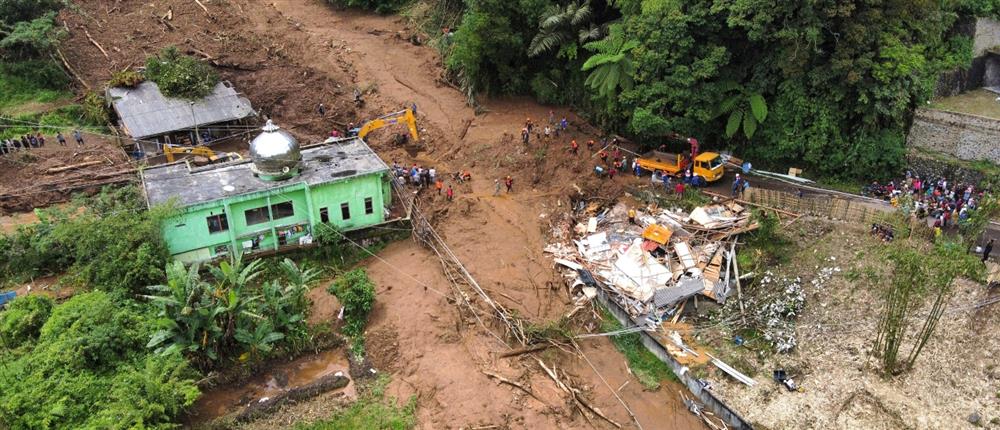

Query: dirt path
<box><xmin>251</xmin><ymin>2</ymin><xmax>705</xmax><ymax>428</ymax></box>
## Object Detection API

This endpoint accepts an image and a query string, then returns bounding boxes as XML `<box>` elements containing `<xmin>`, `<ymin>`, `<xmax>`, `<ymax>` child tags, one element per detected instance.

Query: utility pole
<box><xmin>190</xmin><ymin>101</ymin><xmax>200</xmax><ymax>145</ymax></box>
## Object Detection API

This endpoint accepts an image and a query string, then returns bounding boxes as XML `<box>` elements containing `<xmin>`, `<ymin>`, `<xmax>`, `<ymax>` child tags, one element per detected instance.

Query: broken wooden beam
<box><xmin>83</xmin><ymin>28</ymin><xmax>109</xmax><ymax>59</ymax></box>
<box><xmin>498</xmin><ymin>343</ymin><xmax>551</xmax><ymax>358</ymax></box>
<box><xmin>194</xmin><ymin>0</ymin><xmax>210</xmax><ymax>15</ymax></box>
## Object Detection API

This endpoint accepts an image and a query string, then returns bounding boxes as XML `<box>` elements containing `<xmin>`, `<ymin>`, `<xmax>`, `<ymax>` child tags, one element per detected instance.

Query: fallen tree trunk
<box><xmin>46</xmin><ymin>160</ymin><xmax>104</xmax><ymax>174</ymax></box>
<box><xmin>231</xmin><ymin>374</ymin><xmax>349</xmax><ymax>423</ymax></box>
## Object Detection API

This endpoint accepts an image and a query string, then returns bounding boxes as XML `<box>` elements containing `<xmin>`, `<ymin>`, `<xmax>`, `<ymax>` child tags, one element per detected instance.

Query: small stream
<box><xmin>189</xmin><ymin>349</ymin><xmax>354</xmax><ymax>422</ymax></box>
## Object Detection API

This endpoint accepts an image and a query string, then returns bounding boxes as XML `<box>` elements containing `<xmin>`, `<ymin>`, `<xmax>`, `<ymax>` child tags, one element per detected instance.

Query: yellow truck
<box><xmin>638</xmin><ymin>150</ymin><xmax>725</xmax><ymax>183</ymax></box>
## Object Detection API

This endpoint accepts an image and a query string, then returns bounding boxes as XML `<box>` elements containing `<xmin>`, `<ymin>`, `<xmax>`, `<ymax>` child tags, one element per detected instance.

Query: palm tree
<box><xmin>528</xmin><ymin>1</ymin><xmax>605</xmax><ymax>58</ymax></box>
<box><xmin>581</xmin><ymin>29</ymin><xmax>639</xmax><ymax>99</ymax></box>
<box><xmin>716</xmin><ymin>81</ymin><xmax>768</xmax><ymax>139</ymax></box>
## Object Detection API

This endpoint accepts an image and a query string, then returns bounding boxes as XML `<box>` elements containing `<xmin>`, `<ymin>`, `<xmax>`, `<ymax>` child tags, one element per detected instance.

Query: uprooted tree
<box><xmin>144</xmin><ymin>46</ymin><xmax>219</xmax><ymax>99</ymax></box>
<box><xmin>873</xmin><ymin>239</ymin><xmax>982</xmax><ymax>375</ymax></box>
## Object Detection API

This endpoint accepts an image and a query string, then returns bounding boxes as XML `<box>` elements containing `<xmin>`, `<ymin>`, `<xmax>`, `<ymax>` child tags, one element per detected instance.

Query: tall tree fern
<box><xmin>528</xmin><ymin>1</ymin><xmax>604</xmax><ymax>58</ymax></box>
<box><xmin>581</xmin><ymin>27</ymin><xmax>638</xmax><ymax>99</ymax></box>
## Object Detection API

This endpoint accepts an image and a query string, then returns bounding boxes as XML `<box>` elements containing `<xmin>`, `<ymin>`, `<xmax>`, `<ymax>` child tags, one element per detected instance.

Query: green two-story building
<box><xmin>141</xmin><ymin>121</ymin><xmax>393</xmax><ymax>263</ymax></box>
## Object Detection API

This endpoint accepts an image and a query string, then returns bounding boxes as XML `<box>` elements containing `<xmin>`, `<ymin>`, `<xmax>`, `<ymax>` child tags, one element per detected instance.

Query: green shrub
<box><xmin>0</xmin><ymin>59</ymin><xmax>70</xmax><ymax>109</ymax></box>
<box><xmin>107</xmin><ymin>69</ymin><xmax>144</xmax><ymax>88</ymax></box>
<box><xmin>0</xmin><ymin>186</ymin><xmax>172</xmax><ymax>294</ymax></box>
<box><xmin>144</xmin><ymin>46</ymin><xmax>219</xmax><ymax>99</ymax></box>
<box><xmin>0</xmin><ymin>292</ymin><xmax>200</xmax><ymax>429</ymax></box>
<box><xmin>0</xmin><ymin>294</ymin><xmax>53</xmax><ymax>348</ymax></box>
<box><xmin>327</xmin><ymin>269</ymin><xmax>376</xmax><ymax>346</ymax></box>
<box><xmin>326</xmin><ymin>0</ymin><xmax>410</xmax><ymax>14</ymax></box>
<box><xmin>82</xmin><ymin>91</ymin><xmax>109</xmax><ymax>124</ymax></box>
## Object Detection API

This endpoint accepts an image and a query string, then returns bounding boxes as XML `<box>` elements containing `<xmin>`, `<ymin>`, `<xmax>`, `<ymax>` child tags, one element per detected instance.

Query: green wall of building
<box><xmin>161</xmin><ymin>172</ymin><xmax>391</xmax><ymax>262</ymax></box>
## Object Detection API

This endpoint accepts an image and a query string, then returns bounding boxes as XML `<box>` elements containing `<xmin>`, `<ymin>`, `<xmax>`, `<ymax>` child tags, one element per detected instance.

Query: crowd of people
<box><xmin>871</xmin><ymin>172</ymin><xmax>987</xmax><ymax>230</ymax></box>
<box><xmin>390</xmin><ymin>161</ymin><xmax>515</xmax><ymax>203</ymax></box>
<box><xmin>0</xmin><ymin>129</ymin><xmax>85</xmax><ymax>155</ymax></box>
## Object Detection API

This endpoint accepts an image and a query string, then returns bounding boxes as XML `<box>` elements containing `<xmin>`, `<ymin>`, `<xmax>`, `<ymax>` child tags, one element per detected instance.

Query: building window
<box><xmin>245</xmin><ymin>206</ymin><xmax>270</xmax><ymax>226</ymax></box>
<box><xmin>364</xmin><ymin>197</ymin><xmax>374</xmax><ymax>215</ymax></box>
<box><xmin>214</xmin><ymin>244</ymin><xmax>229</xmax><ymax>256</ymax></box>
<box><xmin>320</xmin><ymin>207</ymin><xmax>329</xmax><ymax>223</ymax></box>
<box><xmin>206</xmin><ymin>214</ymin><xmax>229</xmax><ymax>233</ymax></box>
<box><xmin>341</xmin><ymin>202</ymin><xmax>351</xmax><ymax>220</ymax></box>
<box><xmin>271</xmin><ymin>201</ymin><xmax>294</xmax><ymax>219</ymax></box>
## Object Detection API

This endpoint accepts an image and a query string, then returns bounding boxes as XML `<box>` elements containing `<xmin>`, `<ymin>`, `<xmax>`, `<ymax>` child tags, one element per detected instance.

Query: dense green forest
<box><xmin>396</xmin><ymin>0</ymin><xmax>1000</xmax><ymax>179</ymax></box>
<box><xmin>0</xmin><ymin>187</ymin><xmax>382</xmax><ymax>428</ymax></box>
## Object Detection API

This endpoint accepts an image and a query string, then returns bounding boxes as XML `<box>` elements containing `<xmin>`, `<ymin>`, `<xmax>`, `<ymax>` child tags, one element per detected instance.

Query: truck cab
<box><xmin>692</xmin><ymin>152</ymin><xmax>725</xmax><ymax>182</ymax></box>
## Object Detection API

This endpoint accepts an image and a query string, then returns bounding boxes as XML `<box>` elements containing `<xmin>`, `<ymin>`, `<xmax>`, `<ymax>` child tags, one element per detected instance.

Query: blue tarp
<box><xmin>0</xmin><ymin>291</ymin><xmax>16</xmax><ymax>307</ymax></box>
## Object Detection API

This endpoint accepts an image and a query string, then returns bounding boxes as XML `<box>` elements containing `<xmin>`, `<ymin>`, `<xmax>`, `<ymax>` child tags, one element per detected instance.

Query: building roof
<box><xmin>109</xmin><ymin>81</ymin><xmax>255</xmax><ymax>139</ymax></box>
<box><xmin>141</xmin><ymin>138</ymin><xmax>389</xmax><ymax>209</ymax></box>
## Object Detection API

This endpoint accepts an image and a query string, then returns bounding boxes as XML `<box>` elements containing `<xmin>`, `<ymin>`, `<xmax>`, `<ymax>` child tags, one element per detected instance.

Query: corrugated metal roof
<box><xmin>141</xmin><ymin>138</ymin><xmax>389</xmax><ymax>209</ymax></box>
<box><xmin>109</xmin><ymin>81</ymin><xmax>255</xmax><ymax>139</ymax></box>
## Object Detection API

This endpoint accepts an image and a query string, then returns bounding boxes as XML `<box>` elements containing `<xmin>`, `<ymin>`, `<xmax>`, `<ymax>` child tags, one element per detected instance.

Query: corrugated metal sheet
<box><xmin>109</xmin><ymin>81</ymin><xmax>255</xmax><ymax>139</ymax></box>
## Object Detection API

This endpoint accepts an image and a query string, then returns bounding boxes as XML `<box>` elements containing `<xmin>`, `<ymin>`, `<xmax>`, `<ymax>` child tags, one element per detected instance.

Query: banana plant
<box><xmin>235</xmin><ymin>322</ymin><xmax>284</xmax><ymax>363</ymax></box>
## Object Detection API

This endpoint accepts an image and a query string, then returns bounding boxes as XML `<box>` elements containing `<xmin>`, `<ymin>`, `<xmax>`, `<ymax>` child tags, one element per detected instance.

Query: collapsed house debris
<box><xmin>547</xmin><ymin>199</ymin><xmax>756</xmax><ymax>323</ymax></box>
<box><xmin>547</xmin><ymin>198</ymin><xmax>762</xmax><ymax>390</ymax></box>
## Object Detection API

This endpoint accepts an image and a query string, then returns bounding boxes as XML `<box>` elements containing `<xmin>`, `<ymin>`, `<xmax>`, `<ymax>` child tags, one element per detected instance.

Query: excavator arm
<box><xmin>356</xmin><ymin>108</ymin><xmax>419</xmax><ymax>142</ymax></box>
<box><xmin>163</xmin><ymin>145</ymin><xmax>243</xmax><ymax>164</ymax></box>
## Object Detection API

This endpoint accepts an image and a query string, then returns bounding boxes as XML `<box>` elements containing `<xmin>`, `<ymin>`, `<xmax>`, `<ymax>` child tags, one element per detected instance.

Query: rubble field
<box><xmin>706</xmin><ymin>218</ymin><xmax>1000</xmax><ymax>430</ymax></box>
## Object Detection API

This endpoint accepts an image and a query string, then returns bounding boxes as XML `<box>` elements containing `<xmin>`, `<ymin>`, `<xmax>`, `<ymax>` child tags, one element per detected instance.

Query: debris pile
<box><xmin>736</xmin><ymin>272</ymin><xmax>805</xmax><ymax>353</ymax></box>
<box><xmin>546</xmin><ymin>199</ymin><xmax>757</xmax><ymax>325</ymax></box>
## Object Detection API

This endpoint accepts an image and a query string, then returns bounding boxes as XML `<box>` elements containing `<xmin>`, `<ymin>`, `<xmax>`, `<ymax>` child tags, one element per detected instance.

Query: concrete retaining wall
<box><xmin>907</xmin><ymin>108</ymin><xmax>1000</xmax><ymax>164</ymax></box>
<box><xmin>934</xmin><ymin>18</ymin><xmax>1000</xmax><ymax>97</ymax></box>
<box><xmin>974</xmin><ymin>17</ymin><xmax>1000</xmax><ymax>57</ymax></box>
<box><xmin>594</xmin><ymin>287</ymin><xmax>754</xmax><ymax>430</ymax></box>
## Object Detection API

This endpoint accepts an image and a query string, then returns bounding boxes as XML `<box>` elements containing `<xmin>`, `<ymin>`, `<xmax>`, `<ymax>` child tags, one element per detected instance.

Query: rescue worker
<box><xmin>504</xmin><ymin>175</ymin><xmax>514</xmax><ymax>193</ymax></box>
<box><xmin>446</xmin><ymin>185</ymin><xmax>454</xmax><ymax>201</ymax></box>
<box><xmin>628</xmin><ymin>208</ymin><xmax>637</xmax><ymax>225</ymax></box>
<box><xmin>571</xmin><ymin>139</ymin><xmax>578</xmax><ymax>155</ymax></box>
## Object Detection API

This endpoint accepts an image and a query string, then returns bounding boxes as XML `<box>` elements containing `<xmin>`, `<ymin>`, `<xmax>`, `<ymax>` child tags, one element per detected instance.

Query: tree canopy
<box><xmin>444</xmin><ymin>0</ymin><xmax>990</xmax><ymax>179</ymax></box>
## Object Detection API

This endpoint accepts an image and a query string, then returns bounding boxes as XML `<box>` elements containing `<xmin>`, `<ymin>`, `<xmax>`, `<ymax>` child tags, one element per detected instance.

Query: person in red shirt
<box><xmin>599</xmin><ymin>150</ymin><xmax>608</xmax><ymax>163</ymax></box>
<box><xmin>504</xmin><ymin>175</ymin><xmax>514</xmax><ymax>193</ymax></box>
<box><xmin>675</xmin><ymin>181</ymin><xmax>685</xmax><ymax>195</ymax></box>
<box><xmin>587</xmin><ymin>139</ymin><xmax>595</xmax><ymax>152</ymax></box>
<box><xmin>609</xmin><ymin>168</ymin><xmax>617</xmax><ymax>179</ymax></box>
<box><xmin>446</xmin><ymin>185</ymin><xmax>454</xmax><ymax>201</ymax></box>
<box><xmin>570</xmin><ymin>140</ymin><xmax>579</xmax><ymax>155</ymax></box>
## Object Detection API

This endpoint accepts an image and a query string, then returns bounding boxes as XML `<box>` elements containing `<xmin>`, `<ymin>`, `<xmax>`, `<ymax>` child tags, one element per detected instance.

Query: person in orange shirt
<box><xmin>570</xmin><ymin>140</ymin><xmax>578</xmax><ymax>155</ymax></box>
<box><xmin>435</xmin><ymin>179</ymin><xmax>443</xmax><ymax>194</ymax></box>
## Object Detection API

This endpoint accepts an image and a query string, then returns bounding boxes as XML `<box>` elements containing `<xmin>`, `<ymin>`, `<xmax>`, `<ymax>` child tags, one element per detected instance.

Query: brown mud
<box><xmin>50</xmin><ymin>0</ymin><xmax>710</xmax><ymax>428</ymax></box>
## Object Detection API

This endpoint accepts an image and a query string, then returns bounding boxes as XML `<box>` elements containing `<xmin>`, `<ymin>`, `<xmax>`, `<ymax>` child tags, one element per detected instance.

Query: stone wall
<box><xmin>905</xmin><ymin>153</ymin><xmax>988</xmax><ymax>186</ymax></box>
<box><xmin>974</xmin><ymin>17</ymin><xmax>1000</xmax><ymax>57</ymax></box>
<box><xmin>934</xmin><ymin>18</ymin><xmax>1000</xmax><ymax>97</ymax></box>
<box><xmin>907</xmin><ymin>108</ymin><xmax>1000</xmax><ymax>164</ymax></box>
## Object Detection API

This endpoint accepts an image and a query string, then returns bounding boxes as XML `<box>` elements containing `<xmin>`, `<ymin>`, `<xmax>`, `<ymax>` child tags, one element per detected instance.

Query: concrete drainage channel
<box><xmin>594</xmin><ymin>286</ymin><xmax>754</xmax><ymax>430</ymax></box>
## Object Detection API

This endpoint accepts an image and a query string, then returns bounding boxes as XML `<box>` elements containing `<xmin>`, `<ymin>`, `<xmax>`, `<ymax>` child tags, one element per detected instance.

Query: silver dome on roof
<box><xmin>250</xmin><ymin>120</ymin><xmax>301</xmax><ymax>180</ymax></box>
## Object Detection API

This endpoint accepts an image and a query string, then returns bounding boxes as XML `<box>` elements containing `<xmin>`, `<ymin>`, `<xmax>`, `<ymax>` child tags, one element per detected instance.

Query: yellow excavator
<box><xmin>163</xmin><ymin>145</ymin><xmax>243</xmax><ymax>164</ymax></box>
<box><xmin>351</xmin><ymin>108</ymin><xmax>419</xmax><ymax>142</ymax></box>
